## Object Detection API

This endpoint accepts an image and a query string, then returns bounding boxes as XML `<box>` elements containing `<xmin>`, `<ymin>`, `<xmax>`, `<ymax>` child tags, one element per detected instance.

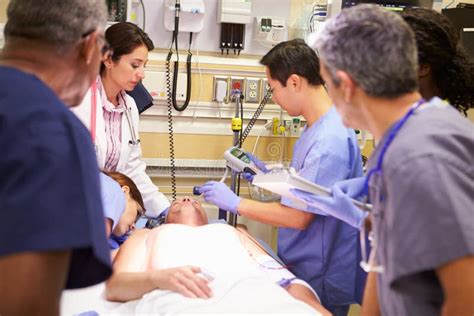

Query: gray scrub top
<box><xmin>367</xmin><ymin>97</ymin><xmax>474</xmax><ymax>315</ymax></box>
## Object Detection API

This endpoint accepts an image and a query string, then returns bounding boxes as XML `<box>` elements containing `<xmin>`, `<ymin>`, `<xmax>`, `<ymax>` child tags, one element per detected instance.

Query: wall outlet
<box><xmin>213</xmin><ymin>76</ymin><xmax>229</xmax><ymax>103</ymax></box>
<box><xmin>230</xmin><ymin>76</ymin><xmax>245</xmax><ymax>101</ymax></box>
<box><xmin>244</xmin><ymin>77</ymin><xmax>261</xmax><ymax>103</ymax></box>
<box><xmin>284</xmin><ymin>120</ymin><xmax>292</xmax><ymax>133</ymax></box>
<box><xmin>291</xmin><ymin>118</ymin><xmax>301</xmax><ymax>136</ymax></box>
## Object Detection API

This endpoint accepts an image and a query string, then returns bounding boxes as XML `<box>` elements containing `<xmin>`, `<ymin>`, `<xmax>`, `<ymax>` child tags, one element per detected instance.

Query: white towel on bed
<box><xmin>135</xmin><ymin>276</ymin><xmax>320</xmax><ymax>315</ymax></box>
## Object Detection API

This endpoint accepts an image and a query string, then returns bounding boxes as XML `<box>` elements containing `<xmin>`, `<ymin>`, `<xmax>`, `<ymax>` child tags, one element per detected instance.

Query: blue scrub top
<box><xmin>279</xmin><ymin>107</ymin><xmax>364</xmax><ymax>308</ymax></box>
<box><xmin>0</xmin><ymin>66</ymin><xmax>112</xmax><ymax>289</ymax></box>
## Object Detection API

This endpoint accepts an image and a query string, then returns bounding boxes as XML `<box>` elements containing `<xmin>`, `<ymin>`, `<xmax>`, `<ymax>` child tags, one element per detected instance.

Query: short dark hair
<box><xmin>401</xmin><ymin>8</ymin><xmax>474</xmax><ymax>114</ymax></box>
<box><xmin>260</xmin><ymin>39</ymin><xmax>324</xmax><ymax>87</ymax></box>
<box><xmin>101</xmin><ymin>22</ymin><xmax>154</xmax><ymax>74</ymax></box>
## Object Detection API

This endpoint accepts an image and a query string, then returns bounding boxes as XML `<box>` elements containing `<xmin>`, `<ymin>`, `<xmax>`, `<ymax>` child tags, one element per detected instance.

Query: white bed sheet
<box><xmin>61</xmin><ymin>282</ymin><xmax>138</xmax><ymax>315</ymax></box>
<box><xmin>61</xmin><ymin>277</ymin><xmax>321</xmax><ymax>316</ymax></box>
<box><xmin>61</xmin><ymin>225</ymin><xmax>321</xmax><ymax>315</ymax></box>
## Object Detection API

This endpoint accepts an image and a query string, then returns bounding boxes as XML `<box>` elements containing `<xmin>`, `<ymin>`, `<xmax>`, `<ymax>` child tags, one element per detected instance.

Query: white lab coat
<box><xmin>72</xmin><ymin>78</ymin><xmax>170</xmax><ymax>217</ymax></box>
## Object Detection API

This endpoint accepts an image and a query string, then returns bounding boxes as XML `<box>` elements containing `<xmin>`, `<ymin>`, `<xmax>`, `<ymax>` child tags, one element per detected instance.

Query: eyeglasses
<box><xmin>135</xmin><ymin>206</ymin><xmax>146</xmax><ymax>223</ymax></box>
<box><xmin>82</xmin><ymin>30</ymin><xmax>113</xmax><ymax>59</ymax></box>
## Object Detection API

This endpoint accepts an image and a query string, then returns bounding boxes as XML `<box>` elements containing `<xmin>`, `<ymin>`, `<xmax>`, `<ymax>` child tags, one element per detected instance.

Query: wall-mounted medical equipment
<box><xmin>218</xmin><ymin>0</ymin><xmax>252</xmax><ymax>55</ymax></box>
<box><xmin>164</xmin><ymin>0</ymin><xmax>205</xmax><ymax>33</ymax></box>
<box><xmin>106</xmin><ymin>0</ymin><xmax>138</xmax><ymax>23</ymax></box>
<box><xmin>308</xmin><ymin>4</ymin><xmax>328</xmax><ymax>34</ymax></box>
<box><xmin>165</xmin><ymin>0</ymin><xmax>201</xmax><ymax>200</ymax></box>
<box><xmin>254</xmin><ymin>16</ymin><xmax>287</xmax><ymax>48</ymax></box>
<box><xmin>442</xmin><ymin>6</ymin><xmax>474</xmax><ymax>57</ymax></box>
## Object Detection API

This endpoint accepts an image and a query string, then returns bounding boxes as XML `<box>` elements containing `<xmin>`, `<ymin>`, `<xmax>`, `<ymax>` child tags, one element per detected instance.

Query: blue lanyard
<box><xmin>364</xmin><ymin>99</ymin><xmax>425</xmax><ymax>199</ymax></box>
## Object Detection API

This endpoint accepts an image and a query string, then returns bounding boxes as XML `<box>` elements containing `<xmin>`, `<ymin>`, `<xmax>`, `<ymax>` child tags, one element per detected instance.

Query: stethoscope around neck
<box><xmin>123</xmin><ymin>103</ymin><xmax>140</xmax><ymax>146</ymax></box>
<box><xmin>90</xmin><ymin>80</ymin><xmax>140</xmax><ymax>147</ymax></box>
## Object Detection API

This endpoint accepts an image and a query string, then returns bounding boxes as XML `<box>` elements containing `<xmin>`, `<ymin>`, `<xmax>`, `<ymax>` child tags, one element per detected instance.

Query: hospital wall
<box><xmin>138</xmin><ymin>55</ymin><xmax>374</xmax><ymax>249</ymax></box>
<box><xmin>0</xmin><ymin>0</ymin><xmax>472</xmax><ymax>249</ymax></box>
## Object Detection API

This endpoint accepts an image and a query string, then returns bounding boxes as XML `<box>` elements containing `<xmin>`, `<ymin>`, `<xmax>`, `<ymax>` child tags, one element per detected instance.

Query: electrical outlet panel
<box><xmin>260</xmin><ymin>78</ymin><xmax>273</xmax><ymax>104</ymax></box>
<box><xmin>230</xmin><ymin>77</ymin><xmax>245</xmax><ymax>101</ymax></box>
<box><xmin>291</xmin><ymin>118</ymin><xmax>301</xmax><ymax>136</ymax></box>
<box><xmin>284</xmin><ymin>120</ymin><xmax>292</xmax><ymax>133</ymax></box>
<box><xmin>244</xmin><ymin>78</ymin><xmax>261</xmax><ymax>103</ymax></box>
<box><xmin>213</xmin><ymin>76</ymin><xmax>229</xmax><ymax>103</ymax></box>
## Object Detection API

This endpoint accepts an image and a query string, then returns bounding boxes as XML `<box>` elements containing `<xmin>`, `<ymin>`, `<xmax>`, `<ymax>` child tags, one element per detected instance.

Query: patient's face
<box><xmin>166</xmin><ymin>197</ymin><xmax>208</xmax><ymax>226</ymax></box>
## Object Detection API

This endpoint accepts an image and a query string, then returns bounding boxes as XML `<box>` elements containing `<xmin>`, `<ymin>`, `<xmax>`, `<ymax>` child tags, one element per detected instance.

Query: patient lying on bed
<box><xmin>106</xmin><ymin>197</ymin><xmax>330</xmax><ymax>315</ymax></box>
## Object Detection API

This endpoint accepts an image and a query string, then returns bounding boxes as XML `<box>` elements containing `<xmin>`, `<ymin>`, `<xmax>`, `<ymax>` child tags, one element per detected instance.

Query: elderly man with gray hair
<box><xmin>295</xmin><ymin>4</ymin><xmax>474</xmax><ymax>316</ymax></box>
<box><xmin>0</xmin><ymin>1</ymin><xmax>112</xmax><ymax>314</ymax></box>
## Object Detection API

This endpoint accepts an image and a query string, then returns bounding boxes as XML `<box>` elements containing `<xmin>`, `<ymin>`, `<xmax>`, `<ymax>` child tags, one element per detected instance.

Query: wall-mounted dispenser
<box><xmin>217</xmin><ymin>0</ymin><xmax>252</xmax><ymax>24</ymax></box>
<box><xmin>254</xmin><ymin>16</ymin><xmax>287</xmax><ymax>48</ymax></box>
<box><xmin>164</xmin><ymin>0</ymin><xmax>205</xmax><ymax>33</ymax></box>
<box><xmin>217</xmin><ymin>0</ymin><xmax>252</xmax><ymax>55</ymax></box>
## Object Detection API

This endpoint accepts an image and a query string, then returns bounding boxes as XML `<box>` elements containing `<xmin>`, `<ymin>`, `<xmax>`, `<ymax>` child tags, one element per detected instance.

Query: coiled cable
<box><xmin>240</xmin><ymin>89</ymin><xmax>272</xmax><ymax>144</ymax></box>
<box><xmin>166</xmin><ymin>5</ymin><xmax>179</xmax><ymax>200</ymax></box>
<box><xmin>166</xmin><ymin>61</ymin><xmax>177</xmax><ymax>200</ymax></box>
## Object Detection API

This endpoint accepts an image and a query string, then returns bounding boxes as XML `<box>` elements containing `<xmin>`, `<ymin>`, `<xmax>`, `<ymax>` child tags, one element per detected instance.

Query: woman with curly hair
<box><xmin>402</xmin><ymin>7</ymin><xmax>474</xmax><ymax>115</ymax></box>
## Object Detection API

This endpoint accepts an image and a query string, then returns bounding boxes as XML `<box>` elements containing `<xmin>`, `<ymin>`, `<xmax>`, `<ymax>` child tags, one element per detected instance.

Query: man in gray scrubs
<box><xmin>300</xmin><ymin>4</ymin><xmax>474</xmax><ymax>315</ymax></box>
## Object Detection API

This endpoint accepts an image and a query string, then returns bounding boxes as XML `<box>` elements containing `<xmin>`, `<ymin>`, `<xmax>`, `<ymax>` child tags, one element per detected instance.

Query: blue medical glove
<box><xmin>242</xmin><ymin>153</ymin><xmax>269</xmax><ymax>182</ymax></box>
<box><xmin>290</xmin><ymin>177</ymin><xmax>368</xmax><ymax>229</ymax></box>
<box><xmin>199</xmin><ymin>181</ymin><xmax>241</xmax><ymax>215</ymax></box>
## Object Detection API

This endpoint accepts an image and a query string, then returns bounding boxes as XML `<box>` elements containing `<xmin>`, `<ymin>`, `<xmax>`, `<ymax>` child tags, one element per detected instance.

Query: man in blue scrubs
<box><xmin>199</xmin><ymin>39</ymin><xmax>365</xmax><ymax>315</ymax></box>
<box><xmin>0</xmin><ymin>1</ymin><xmax>112</xmax><ymax>314</ymax></box>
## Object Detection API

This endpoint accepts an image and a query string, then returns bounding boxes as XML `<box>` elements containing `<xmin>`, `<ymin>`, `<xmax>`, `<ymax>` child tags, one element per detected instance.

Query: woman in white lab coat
<box><xmin>73</xmin><ymin>22</ymin><xmax>170</xmax><ymax>217</ymax></box>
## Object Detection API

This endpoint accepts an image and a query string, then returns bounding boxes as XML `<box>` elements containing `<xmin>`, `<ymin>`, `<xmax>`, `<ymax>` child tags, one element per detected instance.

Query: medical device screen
<box><xmin>230</xmin><ymin>148</ymin><xmax>251</xmax><ymax>164</ymax></box>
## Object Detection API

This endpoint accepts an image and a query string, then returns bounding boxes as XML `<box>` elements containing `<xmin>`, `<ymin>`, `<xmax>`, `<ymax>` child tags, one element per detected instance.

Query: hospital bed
<box><xmin>60</xmin><ymin>224</ymin><xmax>323</xmax><ymax>315</ymax></box>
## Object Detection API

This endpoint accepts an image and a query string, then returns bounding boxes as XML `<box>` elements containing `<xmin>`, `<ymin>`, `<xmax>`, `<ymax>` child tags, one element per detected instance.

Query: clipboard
<box><xmin>252</xmin><ymin>168</ymin><xmax>330</xmax><ymax>209</ymax></box>
<box><xmin>252</xmin><ymin>168</ymin><xmax>370</xmax><ymax>210</ymax></box>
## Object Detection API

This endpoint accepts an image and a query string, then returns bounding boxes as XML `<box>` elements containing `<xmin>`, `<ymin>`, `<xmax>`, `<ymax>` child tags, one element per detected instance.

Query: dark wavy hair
<box><xmin>402</xmin><ymin>8</ymin><xmax>474</xmax><ymax>115</ymax></box>
<box><xmin>100</xmin><ymin>22</ymin><xmax>154</xmax><ymax>74</ymax></box>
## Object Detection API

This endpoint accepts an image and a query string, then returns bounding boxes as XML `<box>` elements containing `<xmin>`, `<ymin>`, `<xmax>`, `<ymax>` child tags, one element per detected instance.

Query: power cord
<box><xmin>139</xmin><ymin>0</ymin><xmax>146</xmax><ymax>31</ymax></box>
<box><xmin>240</xmin><ymin>88</ymin><xmax>273</xmax><ymax>144</ymax></box>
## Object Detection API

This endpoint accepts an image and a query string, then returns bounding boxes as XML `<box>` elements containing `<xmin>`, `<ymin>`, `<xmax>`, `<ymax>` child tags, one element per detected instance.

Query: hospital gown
<box><xmin>279</xmin><ymin>106</ymin><xmax>365</xmax><ymax>311</ymax></box>
<box><xmin>0</xmin><ymin>66</ymin><xmax>111</xmax><ymax>288</ymax></box>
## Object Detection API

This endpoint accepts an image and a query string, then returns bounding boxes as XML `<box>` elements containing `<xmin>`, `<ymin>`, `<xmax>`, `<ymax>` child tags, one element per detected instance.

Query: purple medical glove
<box><xmin>160</xmin><ymin>206</ymin><xmax>170</xmax><ymax>216</ymax></box>
<box><xmin>199</xmin><ymin>181</ymin><xmax>241</xmax><ymax>215</ymax></box>
<box><xmin>291</xmin><ymin>177</ymin><xmax>368</xmax><ymax>229</ymax></box>
<box><xmin>336</xmin><ymin>177</ymin><xmax>366</xmax><ymax>198</ymax></box>
<box><xmin>242</xmin><ymin>153</ymin><xmax>270</xmax><ymax>182</ymax></box>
